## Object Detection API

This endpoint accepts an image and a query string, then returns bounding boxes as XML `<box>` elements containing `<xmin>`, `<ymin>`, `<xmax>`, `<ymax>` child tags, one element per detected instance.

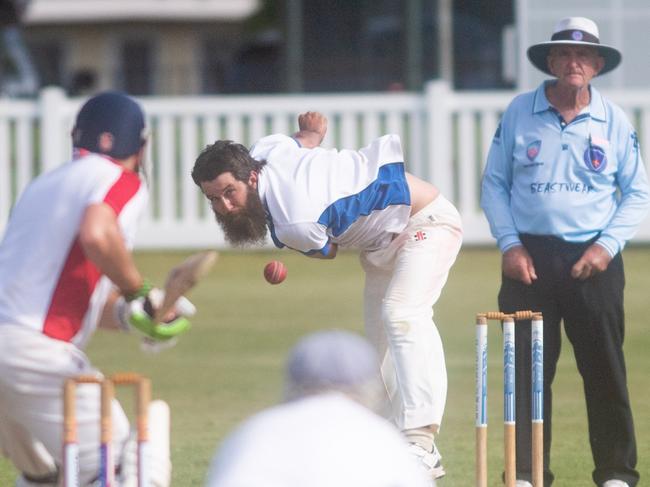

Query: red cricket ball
<box><xmin>263</xmin><ymin>260</ymin><xmax>287</xmax><ymax>285</ymax></box>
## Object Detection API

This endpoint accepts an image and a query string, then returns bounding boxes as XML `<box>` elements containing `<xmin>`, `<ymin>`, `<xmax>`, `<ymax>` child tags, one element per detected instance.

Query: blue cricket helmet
<box><xmin>72</xmin><ymin>91</ymin><xmax>146</xmax><ymax>159</ymax></box>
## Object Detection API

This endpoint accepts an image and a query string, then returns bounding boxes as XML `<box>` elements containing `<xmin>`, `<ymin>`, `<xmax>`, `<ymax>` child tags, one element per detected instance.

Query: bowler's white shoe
<box><xmin>516</xmin><ymin>481</ymin><xmax>533</xmax><ymax>487</ymax></box>
<box><xmin>603</xmin><ymin>481</ymin><xmax>630</xmax><ymax>487</ymax></box>
<box><xmin>408</xmin><ymin>442</ymin><xmax>445</xmax><ymax>482</ymax></box>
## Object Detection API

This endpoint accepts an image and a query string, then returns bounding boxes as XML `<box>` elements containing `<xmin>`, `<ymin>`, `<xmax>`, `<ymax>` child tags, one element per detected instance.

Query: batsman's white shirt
<box><xmin>251</xmin><ymin>134</ymin><xmax>411</xmax><ymax>255</ymax></box>
<box><xmin>205</xmin><ymin>393</ymin><xmax>429</xmax><ymax>487</ymax></box>
<box><xmin>0</xmin><ymin>152</ymin><xmax>147</xmax><ymax>348</ymax></box>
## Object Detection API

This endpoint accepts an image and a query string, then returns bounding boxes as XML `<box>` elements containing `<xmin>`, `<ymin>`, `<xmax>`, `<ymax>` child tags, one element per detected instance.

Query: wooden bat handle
<box><xmin>154</xmin><ymin>250</ymin><xmax>218</xmax><ymax>323</ymax></box>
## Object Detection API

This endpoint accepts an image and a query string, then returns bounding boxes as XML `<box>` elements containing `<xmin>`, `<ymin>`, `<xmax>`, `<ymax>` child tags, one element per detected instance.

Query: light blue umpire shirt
<box><xmin>481</xmin><ymin>81</ymin><xmax>650</xmax><ymax>257</ymax></box>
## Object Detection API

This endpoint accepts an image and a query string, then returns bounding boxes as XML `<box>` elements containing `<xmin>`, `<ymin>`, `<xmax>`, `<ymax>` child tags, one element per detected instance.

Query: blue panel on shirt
<box><xmin>302</xmin><ymin>242</ymin><xmax>332</xmax><ymax>256</ymax></box>
<box><xmin>266</xmin><ymin>202</ymin><xmax>332</xmax><ymax>255</ymax></box>
<box><xmin>317</xmin><ymin>162</ymin><xmax>410</xmax><ymax>237</ymax></box>
<box><xmin>265</xmin><ymin>206</ymin><xmax>285</xmax><ymax>249</ymax></box>
<box><xmin>268</xmin><ymin>224</ymin><xmax>284</xmax><ymax>249</ymax></box>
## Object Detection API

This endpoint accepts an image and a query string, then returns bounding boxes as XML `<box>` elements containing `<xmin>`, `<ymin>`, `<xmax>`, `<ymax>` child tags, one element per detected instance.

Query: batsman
<box><xmin>0</xmin><ymin>92</ymin><xmax>196</xmax><ymax>486</ymax></box>
<box><xmin>192</xmin><ymin>112</ymin><xmax>463</xmax><ymax>484</ymax></box>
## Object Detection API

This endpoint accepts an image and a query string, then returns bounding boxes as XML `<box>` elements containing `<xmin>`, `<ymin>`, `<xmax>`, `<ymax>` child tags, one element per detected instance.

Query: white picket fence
<box><xmin>1</xmin><ymin>81</ymin><xmax>650</xmax><ymax>249</ymax></box>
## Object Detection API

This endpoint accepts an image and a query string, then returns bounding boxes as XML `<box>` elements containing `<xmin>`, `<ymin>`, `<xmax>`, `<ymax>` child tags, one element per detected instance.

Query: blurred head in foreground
<box><xmin>283</xmin><ymin>329</ymin><xmax>383</xmax><ymax>411</ymax></box>
<box><xmin>204</xmin><ymin>330</ymin><xmax>429</xmax><ymax>487</ymax></box>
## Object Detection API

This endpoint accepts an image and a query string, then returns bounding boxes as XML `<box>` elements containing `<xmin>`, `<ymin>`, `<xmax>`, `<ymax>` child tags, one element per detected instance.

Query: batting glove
<box><xmin>115</xmin><ymin>288</ymin><xmax>196</xmax><ymax>341</ymax></box>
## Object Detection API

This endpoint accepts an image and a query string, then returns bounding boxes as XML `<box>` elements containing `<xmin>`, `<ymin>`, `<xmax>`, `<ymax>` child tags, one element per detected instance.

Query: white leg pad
<box><xmin>118</xmin><ymin>400</ymin><xmax>171</xmax><ymax>487</ymax></box>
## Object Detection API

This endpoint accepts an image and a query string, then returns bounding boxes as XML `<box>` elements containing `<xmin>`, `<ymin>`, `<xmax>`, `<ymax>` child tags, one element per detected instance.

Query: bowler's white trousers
<box><xmin>360</xmin><ymin>195</ymin><xmax>462</xmax><ymax>430</ymax></box>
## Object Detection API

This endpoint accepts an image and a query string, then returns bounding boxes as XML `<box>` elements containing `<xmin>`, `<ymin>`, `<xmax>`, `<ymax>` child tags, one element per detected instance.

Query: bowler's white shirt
<box><xmin>252</xmin><ymin>134</ymin><xmax>411</xmax><ymax>255</ymax></box>
<box><xmin>205</xmin><ymin>393</ymin><xmax>429</xmax><ymax>487</ymax></box>
<box><xmin>0</xmin><ymin>153</ymin><xmax>147</xmax><ymax>348</ymax></box>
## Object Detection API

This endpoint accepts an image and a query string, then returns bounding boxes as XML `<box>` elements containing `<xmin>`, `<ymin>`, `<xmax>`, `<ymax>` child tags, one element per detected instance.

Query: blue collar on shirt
<box><xmin>532</xmin><ymin>81</ymin><xmax>607</xmax><ymax>123</ymax></box>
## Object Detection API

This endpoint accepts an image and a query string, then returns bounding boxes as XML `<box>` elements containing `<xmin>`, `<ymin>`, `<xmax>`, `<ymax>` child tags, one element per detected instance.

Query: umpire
<box><xmin>481</xmin><ymin>16</ymin><xmax>649</xmax><ymax>487</ymax></box>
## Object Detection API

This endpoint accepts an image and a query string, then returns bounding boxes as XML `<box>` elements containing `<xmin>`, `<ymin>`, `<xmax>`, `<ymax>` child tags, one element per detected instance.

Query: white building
<box><xmin>19</xmin><ymin>0</ymin><xmax>261</xmax><ymax>95</ymax></box>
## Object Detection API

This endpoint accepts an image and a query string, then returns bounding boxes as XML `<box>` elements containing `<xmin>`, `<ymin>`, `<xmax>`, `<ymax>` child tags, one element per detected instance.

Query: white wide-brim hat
<box><xmin>527</xmin><ymin>17</ymin><xmax>621</xmax><ymax>76</ymax></box>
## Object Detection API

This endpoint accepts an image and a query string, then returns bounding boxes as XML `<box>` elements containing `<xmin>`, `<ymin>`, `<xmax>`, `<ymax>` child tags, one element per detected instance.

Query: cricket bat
<box><xmin>154</xmin><ymin>250</ymin><xmax>218</xmax><ymax>323</ymax></box>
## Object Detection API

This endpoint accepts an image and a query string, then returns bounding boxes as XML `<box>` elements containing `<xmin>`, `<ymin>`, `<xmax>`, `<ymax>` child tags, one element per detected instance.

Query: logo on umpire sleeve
<box><xmin>584</xmin><ymin>143</ymin><xmax>607</xmax><ymax>172</ymax></box>
<box><xmin>632</xmin><ymin>131</ymin><xmax>640</xmax><ymax>151</ymax></box>
<box><xmin>492</xmin><ymin>123</ymin><xmax>502</xmax><ymax>144</ymax></box>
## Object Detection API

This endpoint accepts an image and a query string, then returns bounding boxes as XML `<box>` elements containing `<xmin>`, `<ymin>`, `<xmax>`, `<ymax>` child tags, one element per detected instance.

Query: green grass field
<box><xmin>1</xmin><ymin>246</ymin><xmax>648</xmax><ymax>486</ymax></box>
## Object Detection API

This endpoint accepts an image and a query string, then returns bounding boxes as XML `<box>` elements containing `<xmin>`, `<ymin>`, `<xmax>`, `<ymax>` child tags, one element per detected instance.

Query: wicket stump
<box><xmin>63</xmin><ymin>372</ymin><xmax>151</xmax><ymax>487</ymax></box>
<box><xmin>475</xmin><ymin>311</ymin><xmax>544</xmax><ymax>487</ymax></box>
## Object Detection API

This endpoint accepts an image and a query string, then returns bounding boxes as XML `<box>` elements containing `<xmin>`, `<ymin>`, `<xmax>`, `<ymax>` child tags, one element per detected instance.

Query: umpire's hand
<box><xmin>502</xmin><ymin>245</ymin><xmax>537</xmax><ymax>285</ymax></box>
<box><xmin>571</xmin><ymin>243</ymin><xmax>612</xmax><ymax>280</ymax></box>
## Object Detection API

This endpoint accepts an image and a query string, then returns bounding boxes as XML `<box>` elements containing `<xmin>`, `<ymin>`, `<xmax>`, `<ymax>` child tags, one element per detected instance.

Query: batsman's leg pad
<box><xmin>118</xmin><ymin>400</ymin><xmax>171</xmax><ymax>487</ymax></box>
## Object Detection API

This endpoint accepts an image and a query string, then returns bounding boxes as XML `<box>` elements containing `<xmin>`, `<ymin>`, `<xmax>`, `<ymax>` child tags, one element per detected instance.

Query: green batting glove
<box><xmin>115</xmin><ymin>288</ymin><xmax>195</xmax><ymax>341</ymax></box>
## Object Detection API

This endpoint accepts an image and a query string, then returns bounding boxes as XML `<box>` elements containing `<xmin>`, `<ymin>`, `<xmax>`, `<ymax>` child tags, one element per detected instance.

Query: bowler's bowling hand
<box><xmin>502</xmin><ymin>245</ymin><xmax>537</xmax><ymax>285</ymax></box>
<box><xmin>295</xmin><ymin>111</ymin><xmax>328</xmax><ymax>148</ymax></box>
<box><xmin>571</xmin><ymin>243</ymin><xmax>612</xmax><ymax>280</ymax></box>
<box><xmin>298</xmin><ymin>111</ymin><xmax>327</xmax><ymax>137</ymax></box>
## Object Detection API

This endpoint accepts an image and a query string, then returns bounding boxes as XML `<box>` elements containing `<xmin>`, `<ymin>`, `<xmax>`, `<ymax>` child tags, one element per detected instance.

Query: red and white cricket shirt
<box><xmin>0</xmin><ymin>153</ymin><xmax>147</xmax><ymax>348</ymax></box>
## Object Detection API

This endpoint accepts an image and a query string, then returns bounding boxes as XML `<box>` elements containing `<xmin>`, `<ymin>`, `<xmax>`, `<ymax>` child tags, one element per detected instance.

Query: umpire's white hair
<box><xmin>283</xmin><ymin>329</ymin><xmax>383</xmax><ymax>411</ymax></box>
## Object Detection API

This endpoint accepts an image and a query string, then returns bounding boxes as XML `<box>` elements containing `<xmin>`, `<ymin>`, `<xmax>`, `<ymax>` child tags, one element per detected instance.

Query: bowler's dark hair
<box><xmin>191</xmin><ymin>140</ymin><xmax>266</xmax><ymax>185</ymax></box>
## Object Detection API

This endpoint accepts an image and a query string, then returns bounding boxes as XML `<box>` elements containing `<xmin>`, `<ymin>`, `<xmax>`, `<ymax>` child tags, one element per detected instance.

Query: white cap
<box><xmin>284</xmin><ymin>330</ymin><xmax>380</xmax><ymax>401</ymax></box>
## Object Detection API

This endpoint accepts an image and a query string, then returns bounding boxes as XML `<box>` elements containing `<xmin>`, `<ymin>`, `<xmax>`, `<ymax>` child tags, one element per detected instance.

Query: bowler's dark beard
<box><xmin>215</xmin><ymin>186</ymin><xmax>268</xmax><ymax>246</ymax></box>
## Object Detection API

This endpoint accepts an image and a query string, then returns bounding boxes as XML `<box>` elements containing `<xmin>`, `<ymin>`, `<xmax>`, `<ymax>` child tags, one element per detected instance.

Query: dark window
<box><xmin>28</xmin><ymin>40</ymin><xmax>63</xmax><ymax>87</ymax></box>
<box><xmin>297</xmin><ymin>0</ymin><xmax>514</xmax><ymax>92</ymax></box>
<box><xmin>201</xmin><ymin>39</ymin><xmax>226</xmax><ymax>94</ymax></box>
<box><xmin>224</xmin><ymin>32</ymin><xmax>282</xmax><ymax>94</ymax></box>
<box><xmin>359</xmin><ymin>3</ymin><xmax>405</xmax><ymax>91</ymax></box>
<box><xmin>300</xmin><ymin>0</ymin><xmax>437</xmax><ymax>92</ymax></box>
<box><xmin>120</xmin><ymin>39</ymin><xmax>152</xmax><ymax>95</ymax></box>
<box><xmin>454</xmin><ymin>0</ymin><xmax>514</xmax><ymax>89</ymax></box>
<box><xmin>302</xmin><ymin>1</ymin><xmax>362</xmax><ymax>91</ymax></box>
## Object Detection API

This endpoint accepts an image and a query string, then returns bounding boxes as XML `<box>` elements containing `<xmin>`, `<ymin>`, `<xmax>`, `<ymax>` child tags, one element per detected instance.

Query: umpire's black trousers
<box><xmin>498</xmin><ymin>234</ymin><xmax>638</xmax><ymax>487</ymax></box>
